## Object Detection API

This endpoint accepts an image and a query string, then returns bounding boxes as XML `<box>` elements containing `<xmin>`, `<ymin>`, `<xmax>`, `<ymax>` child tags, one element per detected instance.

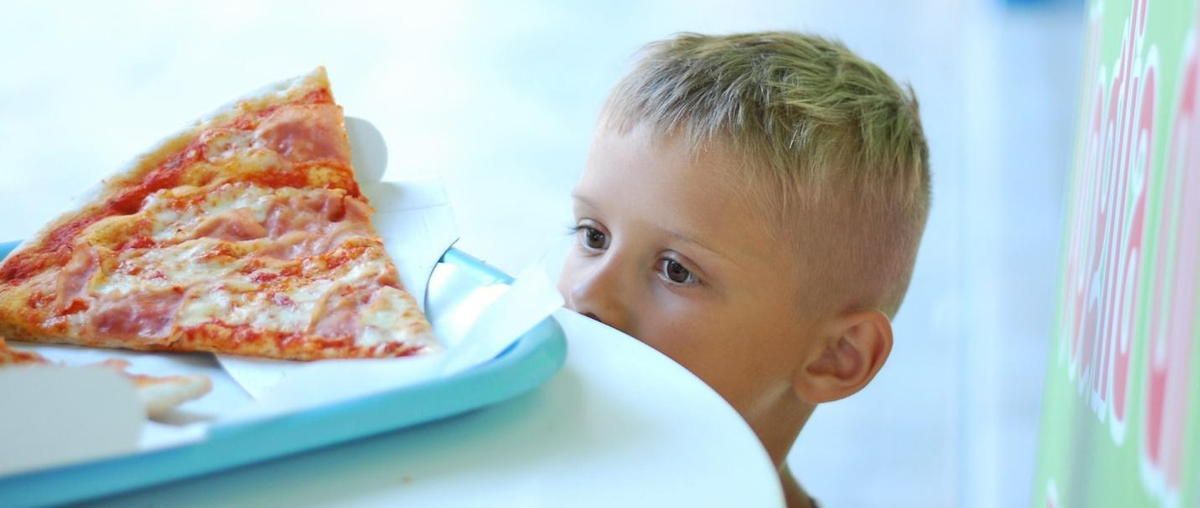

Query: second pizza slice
<box><xmin>0</xmin><ymin>68</ymin><xmax>437</xmax><ymax>360</ymax></box>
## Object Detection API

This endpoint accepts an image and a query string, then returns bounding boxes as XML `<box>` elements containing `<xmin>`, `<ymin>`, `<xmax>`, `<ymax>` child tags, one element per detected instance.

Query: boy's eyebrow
<box><xmin>570</xmin><ymin>193</ymin><xmax>599</xmax><ymax>210</ymax></box>
<box><xmin>666</xmin><ymin>229</ymin><xmax>739</xmax><ymax>266</ymax></box>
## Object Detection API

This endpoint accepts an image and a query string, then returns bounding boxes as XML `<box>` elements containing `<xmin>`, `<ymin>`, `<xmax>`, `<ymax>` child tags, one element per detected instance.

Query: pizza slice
<box><xmin>0</xmin><ymin>68</ymin><xmax>436</xmax><ymax>360</ymax></box>
<box><xmin>0</xmin><ymin>337</ymin><xmax>211</xmax><ymax>418</ymax></box>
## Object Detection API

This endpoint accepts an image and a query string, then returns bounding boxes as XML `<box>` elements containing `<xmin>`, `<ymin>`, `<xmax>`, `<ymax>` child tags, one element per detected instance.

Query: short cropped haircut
<box><xmin>603</xmin><ymin>32</ymin><xmax>930</xmax><ymax>316</ymax></box>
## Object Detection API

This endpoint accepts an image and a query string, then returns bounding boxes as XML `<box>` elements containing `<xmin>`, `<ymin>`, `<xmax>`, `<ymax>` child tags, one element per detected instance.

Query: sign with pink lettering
<box><xmin>1034</xmin><ymin>0</ymin><xmax>1200</xmax><ymax>506</ymax></box>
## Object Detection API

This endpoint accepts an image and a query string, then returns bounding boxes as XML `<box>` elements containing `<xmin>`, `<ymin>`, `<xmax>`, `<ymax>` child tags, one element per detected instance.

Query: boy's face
<box><xmin>558</xmin><ymin>125</ymin><xmax>818</xmax><ymax>419</ymax></box>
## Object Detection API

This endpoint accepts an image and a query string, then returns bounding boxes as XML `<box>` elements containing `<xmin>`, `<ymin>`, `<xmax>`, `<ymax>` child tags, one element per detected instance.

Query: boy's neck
<box><xmin>743</xmin><ymin>390</ymin><xmax>813</xmax><ymax>464</ymax></box>
<box><xmin>744</xmin><ymin>392</ymin><xmax>816</xmax><ymax>506</ymax></box>
<box><xmin>780</xmin><ymin>463</ymin><xmax>815</xmax><ymax>508</ymax></box>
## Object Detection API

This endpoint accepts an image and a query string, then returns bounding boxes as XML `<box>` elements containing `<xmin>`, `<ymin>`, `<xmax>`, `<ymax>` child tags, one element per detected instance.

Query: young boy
<box><xmin>556</xmin><ymin>32</ymin><xmax>930</xmax><ymax>506</ymax></box>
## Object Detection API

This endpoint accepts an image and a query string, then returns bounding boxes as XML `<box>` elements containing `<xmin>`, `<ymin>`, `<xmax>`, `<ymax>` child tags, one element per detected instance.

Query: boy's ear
<box><xmin>792</xmin><ymin>310</ymin><xmax>893</xmax><ymax>404</ymax></box>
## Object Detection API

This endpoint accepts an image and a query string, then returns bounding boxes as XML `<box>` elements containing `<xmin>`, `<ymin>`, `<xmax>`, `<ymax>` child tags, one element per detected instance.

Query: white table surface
<box><xmin>0</xmin><ymin>124</ymin><xmax>784</xmax><ymax>505</ymax></box>
<box><xmin>0</xmin><ymin>130</ymin><xmax>783</xmax><ymax>506</ymax></box>
<box><xmin>71</xmin><ymin>310</ymin><xmax>782</xmax><ymax>507</ymax></box>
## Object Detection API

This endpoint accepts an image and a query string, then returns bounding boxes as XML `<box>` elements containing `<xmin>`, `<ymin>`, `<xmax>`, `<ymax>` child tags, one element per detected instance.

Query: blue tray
<box><xmin>0</xmin><ymin>240</ymin><xmax>567</xmax><ymax>507</ymax></box>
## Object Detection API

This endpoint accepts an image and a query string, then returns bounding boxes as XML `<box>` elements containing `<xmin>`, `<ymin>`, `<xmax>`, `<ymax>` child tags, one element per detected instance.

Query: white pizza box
<box><xmin>0</xmin><ymin>118</ymin><xmax>564</xmax><ymax>483</ymax></box>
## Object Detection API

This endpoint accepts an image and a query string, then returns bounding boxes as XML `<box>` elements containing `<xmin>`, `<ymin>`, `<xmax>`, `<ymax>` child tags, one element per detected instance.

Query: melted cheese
<box><xmin>142</xmin><ymin>184</ymin><xmax>293</xmax><ymax>242</ymax></box>
<box><xmin>358</xmin><ymin>287</ymin><xmax>427</xmax><ymax>346</ymax></box>
<box><xmin>97</xmin><ymin>234</ymin><xmax>428</xmax><ymax>347</ymax></box>
<box><xmin>98</xmin><ymin>239</ymin><xmax>236</xmax><ymax>294</ymax></box>
<box><xmin>170</xmin><ymin>244</ymin><xmax>432</xmax><ymax>350</ymax></box>
<box><xmin>200</xmin><ymin>127</ymin><xmax>261</xmax><ymax>164</ymax></box>
<box><xmin>175</xmin><ymin>275</ymin><xmax>334</xmax><ymax>331</ymax></box>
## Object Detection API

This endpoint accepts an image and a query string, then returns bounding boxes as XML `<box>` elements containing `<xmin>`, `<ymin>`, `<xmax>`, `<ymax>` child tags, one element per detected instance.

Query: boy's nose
<box><xmin>567</xmin><ymin>260</ymin><xmax>630</xmax><ymax>334</ymax></box>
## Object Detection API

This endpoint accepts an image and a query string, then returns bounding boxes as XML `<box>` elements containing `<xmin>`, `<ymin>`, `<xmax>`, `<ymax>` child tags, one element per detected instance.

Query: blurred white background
<box><xmin>0</xmin><ymin>1</ymin><xmax>1083</xmax><ymax>506</ymax></box>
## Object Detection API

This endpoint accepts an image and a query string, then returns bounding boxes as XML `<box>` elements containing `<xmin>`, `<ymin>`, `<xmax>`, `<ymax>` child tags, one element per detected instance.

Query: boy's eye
<box><xmin>656</xmin><ymin>257</ymin><xmax>698</xmax><ymax>285</ymax></box>
<box><xmin>576</xmin><ymin>225</ymin><xmax>609</xmax><ymax>251</ymax></box>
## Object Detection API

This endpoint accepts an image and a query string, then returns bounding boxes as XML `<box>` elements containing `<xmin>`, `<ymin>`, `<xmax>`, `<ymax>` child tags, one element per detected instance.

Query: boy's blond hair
<box><xmin>602</xmin><ymin>31</ymin><xmax>930</xmax><ymax>316</ymax></box>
